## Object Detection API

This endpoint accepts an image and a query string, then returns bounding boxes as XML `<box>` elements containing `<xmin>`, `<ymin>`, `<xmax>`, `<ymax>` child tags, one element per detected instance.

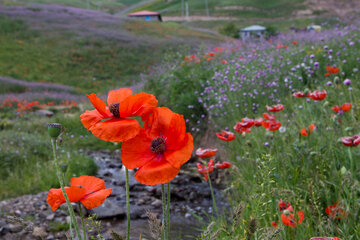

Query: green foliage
<box><xmin>265</xmin><ymin>25</ymin><xmax>278</xmax><ymax>38</ymax></box>
<box><xmin>219</xmin><ymin>23</ymin><xmax>239</xmax><ymax>38</ymax></box>
<box><xmin>49</xmin><ymin>221</ymin><xmax>70</xmax><ymax>232</ymax></box>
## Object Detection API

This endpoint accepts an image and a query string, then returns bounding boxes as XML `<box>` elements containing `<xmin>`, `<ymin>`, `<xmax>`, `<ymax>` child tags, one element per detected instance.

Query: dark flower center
<box><xmin>150</xmin><ymin>136</ymin><xmax>167</xmax><ymax>153</ymax></box>
<box><xmin>109</xmin><ymin>103</ymin><xmax>120</xmax><ymax>118</ymax></box>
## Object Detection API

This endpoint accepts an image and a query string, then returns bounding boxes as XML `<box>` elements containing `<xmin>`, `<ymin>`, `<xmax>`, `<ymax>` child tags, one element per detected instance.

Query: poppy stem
<box><xmin>166</xmin><ymin>182</ymin><xmax>171</xmax><ymax>239</ymax></box>
<box><xmin>125</xmin><ymin>167</ymin><xmax>130</xmax><ymax>240</ymax></box>
<box><xmin>51</xmin><ymin>138</ymin><xmax>82</xmax><ymax>240</ymax></box>
<box><xmin>347</xmin><ymin>148</ymin><xmax>354</xmax><ymax>172</ymax></box>
<box><xmin>161</xmin><ymin>184</ymin><xmax>167</xmax><ymax>240</ymax></box>
<box><xmin>207</xmin><ymin>172</ymin><xmax>218</xmax><ymax>217</ymax></box>
<box><xmin>78</xmin><ymin>202</ymin><xmax>86</xmax><ymax>240</ymax></box>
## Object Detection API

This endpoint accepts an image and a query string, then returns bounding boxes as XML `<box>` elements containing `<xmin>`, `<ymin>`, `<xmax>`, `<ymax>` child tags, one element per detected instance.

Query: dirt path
<box><xmin>116</xmin><ymin>0</ymin><xmax>157</xmax><ymax>17</ymax></box>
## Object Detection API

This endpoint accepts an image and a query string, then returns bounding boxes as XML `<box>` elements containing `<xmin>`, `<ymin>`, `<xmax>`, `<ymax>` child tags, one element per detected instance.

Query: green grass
<box><xmin>144</xmin><ymin>24</ymin><xmax>360</xmax><ymax>239</ymax></box>
<box><xmin>133</xmin><ymin>0</ymin><xmax>306</xmax><ymax>18</ymax></box>
<box><xmin>0</xmin><ymin>0</ymin><xmax>143</xmax><ymax>13</ymax></box>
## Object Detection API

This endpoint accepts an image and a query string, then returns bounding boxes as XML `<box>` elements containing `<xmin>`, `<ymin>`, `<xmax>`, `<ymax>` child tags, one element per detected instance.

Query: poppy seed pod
<box><xmin>340</xmin><ymin>166</ymin><xmax>347</xmax><ymax>175</ymax></box>
<box><xmin>283</xmin><ymin>209</ymin><xmax>291</xmax><ymax>216</ymax></box>
<box><xmin>334</xmin><ymin>76</ymin><xmax>340</xmax><ymax>85</ymax></box>
<box><xmin>48</xmin><ymin>123</ymin><xmax>62</xmax><ymax>138</ymax></box>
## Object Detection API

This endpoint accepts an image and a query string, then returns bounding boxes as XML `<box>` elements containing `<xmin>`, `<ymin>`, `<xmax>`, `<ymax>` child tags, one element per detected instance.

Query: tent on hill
<box><xmin>127</xmin><ymin>11</ymin><xmax>162</xmax><ymax>22</ymax></box>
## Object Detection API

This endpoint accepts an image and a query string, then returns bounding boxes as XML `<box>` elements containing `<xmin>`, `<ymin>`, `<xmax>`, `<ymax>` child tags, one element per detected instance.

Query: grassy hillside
<box><xmin>0</xmin><ymin>0</ymin><xmax>143</xmax><ymax>13</ymax></box>
<box><xmin>134</xmin><ymin>0</ymin><xmax>306</xmax><ymax>17</ymax></box>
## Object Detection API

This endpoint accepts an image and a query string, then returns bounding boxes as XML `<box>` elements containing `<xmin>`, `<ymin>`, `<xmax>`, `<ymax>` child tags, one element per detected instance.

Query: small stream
<box><xmin>87</xmin><ymin>150</ymin><xmax>227</xmax><ymax>240</ymax></box>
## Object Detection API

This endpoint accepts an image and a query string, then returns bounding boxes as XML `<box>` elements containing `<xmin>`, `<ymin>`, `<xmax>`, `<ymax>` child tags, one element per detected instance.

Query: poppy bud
<box><xmin>323</xmin><ymin>101</ymin><xmax>329</xmax><ymax>107</ymax></box>
<box><xmin>345</xmin><ymin>127</ymin><xmax>353</xmax><ymax>132</ymax></box>
<box><xmin>283</xmin><ymin>209</ymin><xmax>291</xmax><ymax>216</ymax></box>
<box><xmin>334</xmin><ymin>76</ymin><xmax>340</xmax><ymax>84</ymax></box>
<box><xmin>60</xmin><ymin>164</ymin><xmax>68</xmax><ymax>174</ymax></box>
<box><xmin>304</xmin><ymin>88</ymin><xmax>310</xmax><ymax>95</ymax></box>
<box><xmin>310</xmin><ymin>151</ymin><xmax>318</xmax><ymax>156</ymax></box>
<box><xmin>48</xmin><ymin>123</ymin><xmax>62</xmax><ymax>138</ymax></box>
<box><xmin>340</xmin><ymin>166</ymin><xmax>347</xmax><ymax>175</ymax></box>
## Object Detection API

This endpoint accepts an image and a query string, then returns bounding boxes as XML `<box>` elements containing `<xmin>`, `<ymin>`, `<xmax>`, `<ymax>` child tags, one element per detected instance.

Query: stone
<box><xmin>33</xmin><ymin>227</ymin><xmax>47</xmax><ymax>238</ymax></box>
<box><xmin>46</xmin><ymin>213</ymin><xmax>55</xmax><ymax>221</ymax></box>
<box><xmin>89</xmin><ymin>199</ymin><xmax>125</xmax><ymax>219</ymax></box>
<box><xmin>8</xmin><ymin>223</ymin><xmax>23</xmax><ymax>233</ymax></box>
<box><xmin>0</xmin><ymin>220</ymin><xmax>9</xmax><ymax>236</ymax></box>
<box><xmin>151</xmin><ymin>199</ymin><xmax>162</xmax><ymax>208</ymax></box>
<box><xmin>35</xmin><ymin>109</ymin><xmax>54</xmax><ymax>117</ymax></box>
<box><xmin>46</xmin><ymin>234</ymin><xmax>55</xmax><ymax>240</ymax></box>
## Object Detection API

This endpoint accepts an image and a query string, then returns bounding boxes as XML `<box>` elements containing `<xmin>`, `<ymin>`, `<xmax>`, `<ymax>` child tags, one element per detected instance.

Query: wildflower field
<box><xmin>1</xmin><ymin>2</ymin><xmax>360</xmax><ymax>240</ymax></box>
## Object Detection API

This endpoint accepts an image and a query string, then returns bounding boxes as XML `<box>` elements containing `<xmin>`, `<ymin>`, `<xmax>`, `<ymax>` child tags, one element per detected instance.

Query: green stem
<box><xmin>51</xmin><ymin>139</ymin><xmax>82</xmax><ymax>240</ymax></box>
<box><xmin>167</xmin><ymin>182</ymin><xmax>171</xmax><ymax>240</ymax></box>
<box><xmin>78</xmin><ymin>202</ymin><xmax>86</xmax><ymax>240</ymax></box>
<box><xmin>125</xmin><ymin>167</ymin><xmax>130</xmax><ymax>240</ymax></box>
<box><xmin>62</xmin><ymin>173</ymin><xmax>75</xmax><ymax>240</ymax></box>
<box><xmin>161</xmin><ymin>184</ymin><xmax>167</xmax><ymax>240</ymax></box>
<box><xmin>348</xmin><ymin>148</ymin><xmax>354</xmax><ymax>172</ymax></box>
<box><xmin>207</xmin><ymin>172</ymin><xmax>218</xmax><ymax>217</ymax></box>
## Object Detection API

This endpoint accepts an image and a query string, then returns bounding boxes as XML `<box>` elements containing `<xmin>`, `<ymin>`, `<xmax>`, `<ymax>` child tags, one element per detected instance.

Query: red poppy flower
<box><xmin>331</xmin><ymin>103</ymin><xmax>351</xmax><ymax>113</ymax></box>
<box><xmin>325</xmin><ymin>202</ymin><xmax>347</xmax><ymax>219</ymax></box>
<box><xmin>310</xmin><ymin>238</ymin><xmax>343</xmax><ymax>240</ymax></box>
<box><xmin>281</xmin><ymin>210</ymin><xmax>304</xmax><ymax>227</ymax></box>
<box><xmin>215</xmin><ymin>161</ymin><xmax>231</xmax><ymax>169</ymax></box>
<box><xmin>324</xmin><ymin>66</ymin><xmax>340</xmax><ymax>77</ymax></box>
<box><xmin>208</xmin><ymin>52</ymin><xmax>215</xmax><ymax>57</ymax></box>
<box><xmin>47</xmin><ymin>175</ymin><xmax>112</xmax><ymax>211</ymax></box>
<box><xmin>121</xmin><ymin>107</ymin><xmax>194</xmax><ymax>186</ymax></box>
<box><xmin>197</xmin><ymin>159</ymin><xmax>214</xmax><ymax>181</ymax></box>
<box><xmin>262</xmin><ymin>113</ymin><xmax>277</xmax><ymax>121</ymax></box>
<box><xmin>271</xmin><ymin>221</ymin><xmax>278</xmax><ymax>229</ymax></box>
<box><xmin>221</xmin><ymin>60</ymin><xmax>228</xmax><ymax>64</ymax></box>
<box><xmin>301</xmin><ymin>124</ymin><xmax>315</xmax><ymax>136</ymax></box>
<box><xmin>341</xmin><ymin>135</ymin><xmax>360</xmax><ymax>147</ymax></box>
<box><xmin>80</xmin><ymin>89</ymin><xmax>158</xmax><ymax>142</ymax></box>
<box><xmin>234</xmin><ymin>118</ymin><xmax>254</xmax><ymax>133</ymax></box>
<box><xmin>216</xmin><ymin>131</ymin><xmax>235</xmax><ymax>141</ymax></box>
<box><xmin>309</xmin><ymin>90</ymin><xmax>327</xmax><ymax>101</ymax></box>
<box><xmin>292</xmin><ymin>41</ymin><xmax>298</xmax><ymax>45</ymax></box>
<box><xmin>207</xmin><ymin>57</ymin><xmax>213</xmax><ymax>61</ymax></box>
<box><xmin>254</xmin><ymin>118</ymin><xmax>263</xmax><ymax>126</ymax></box>
<box><xmin>278</xmin><ymin>199</ymin><xmax>292</xmax><ymax>211</ymax></box>
<box><xmin>266</xmin><ymin>104</ymin><xmax>284</xmax><ymax>112</ymax></box>
<box><xmin>292</xmin><ymin>91</ymin><xmax>307</xmax><ymax>98</ymax></box>
<box><xmin>262</xmin><ymin>121</ymin><xmax>281</xmax><ymax>131</ymax></box>
<box><xmin>195</xmin><ymin>148</ymin><xmax>218</xmax><ymax>158</ymax></box>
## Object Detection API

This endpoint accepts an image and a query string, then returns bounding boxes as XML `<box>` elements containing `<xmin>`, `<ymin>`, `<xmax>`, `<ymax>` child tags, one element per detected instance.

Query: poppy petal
<box><xmin>107</xmin><ymin>88</ymin><xmax>132</xmax><ymax>106</ymax></box>
<box><xmin>281</xmin><ymin>213</ymin><xmax>296</xmax><ymax>227</ymax></box>
<box><xmin>164</xmin><ymin>133</ymin><xmax>193</xmax><ymax>169</ymax></box>
<box><xmin>118</xmin><ymin>92</ymin><xmax>158</xmax><ymax>120</ymax></box>
<box><xmin>135</xmin><ymin>155</ymin><xmax>180</xmax><ymax>186</ymax></box>
<box><xmin>163</xmin><ymin>112</ymin><xmax>187</xmax><ymax>150</ymax></box>
<box><xmin>87</xmin><ymin>93</ymin><xmax>108</xmax><ymax>117</ymax></box>
<box><xmin>47</xmin><ymin>186</ymin><xmax>86</xmax><ymax>211</ymax></box>
<box><xmin>80</xmin><ymin>188</ymin><xmax>112</xmax><ymax>209</ymax></box>
<box><xmin>71</xmin><ymin>175</ymin><xmax>106</xmax><ymax>195</ymax></box>
<box><xmin>297</xmin><ymin>211</ymin><xmax>305</xmax><ymax>224</ymax></box>
<box><xmin>145</xmin><ymin>107</ymin><xmax>173</xmax><ymax>138</ymax></box>
<box><xmin>80</xmin><ymin>109</ymin><xmax>104</xmax><ymax>130</ymax></box>
<box><xmin>88</xmin><ymin>118</ymin><xmax>141</xmax><ymax>142</ymax></box>
<box><xmin>121</xmin><ymin>130</ymin><xmax>156</xmax><ymax>169</ymax></box>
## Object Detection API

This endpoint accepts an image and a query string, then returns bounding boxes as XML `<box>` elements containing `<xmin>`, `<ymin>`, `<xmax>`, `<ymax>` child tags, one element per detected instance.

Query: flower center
<box><xmin>150</xmin><ymin>136</ymin><xmax>167</xmax><ymax>153</ymax></box>
<box><xmin>109</xmin><ymin>103</ymin><xmax>120</xmax><ymax>118</ymax></box>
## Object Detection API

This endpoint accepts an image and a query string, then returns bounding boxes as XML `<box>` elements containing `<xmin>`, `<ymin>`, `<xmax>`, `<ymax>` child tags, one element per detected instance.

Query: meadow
<box><xmin>143</xmin><ymin>19</ymin><xmax>360</xmax><ymax>239</ymax></box>
<box><xmin>1</xmin><ymin>2</ymin><xmax>360</xmax><ymax>239</ymax></box>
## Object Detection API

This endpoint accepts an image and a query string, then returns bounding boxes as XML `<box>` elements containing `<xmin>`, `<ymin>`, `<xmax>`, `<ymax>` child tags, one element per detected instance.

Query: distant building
<box><xmin>127</xmin><ymin>11</ymin><xmax>162</xmax><ymax>22</ymax></box>
<box><xmin>307</xmin><ymin>25</ymin><xmax>321</xmax><ymax>32</ymax></box>
<box><xmin>239</xmin><ymin>25</ymin><xmax>266</xmax><ymax>40</ymax></box>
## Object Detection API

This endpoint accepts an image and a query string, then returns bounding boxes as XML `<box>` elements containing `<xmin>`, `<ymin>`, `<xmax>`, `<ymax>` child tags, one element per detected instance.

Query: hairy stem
<box><xmin>125</xmin><ymin>167</ymin><xmax>131</xmax><ymax>240</ymax></box>
<box><xmin>207</xmin><ymin>172</ymin><xmax>218</xmax><ymax>217</ymax></box>
<box><xmin>51</xmin><ymin>139</ymin><xmax>82</xmax><ymax>240</ymax></box>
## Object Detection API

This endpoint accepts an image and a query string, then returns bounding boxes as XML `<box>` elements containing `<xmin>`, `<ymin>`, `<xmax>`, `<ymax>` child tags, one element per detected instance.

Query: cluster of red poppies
<box><xmin>272</xmin><ymin>199</ymin><xmax>304</xmax><ymax>228</ymax></box>
<box><xmin>47</xmin><ymin>88</ymin><xmax>195</xmax><ymax>211</ymax></box>
<box><xmin>293</xmin><ymin>89</ymin><xmax>327</xmax><ymax>101</ymax></box>
<box><xmin>215</xmin><ymin>104</ymin><xmax>284</xmax><ymax>142</ymax></box>
<box><xmin>324</xmin><ymin>66</ymin><xmax>340</xmax><ymax>77</ymax></box>
<box><xmin>195</xmin><ymin>148</ymin><xmax>231</xmax><ymax>180</ymax></box>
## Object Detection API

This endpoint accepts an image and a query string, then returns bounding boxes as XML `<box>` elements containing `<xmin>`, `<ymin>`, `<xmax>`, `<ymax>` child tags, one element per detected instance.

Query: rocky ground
<box><xmin>0</xmin><ymin>150</ymin><xmax>229</xmax><ymax>240</ymax></box>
